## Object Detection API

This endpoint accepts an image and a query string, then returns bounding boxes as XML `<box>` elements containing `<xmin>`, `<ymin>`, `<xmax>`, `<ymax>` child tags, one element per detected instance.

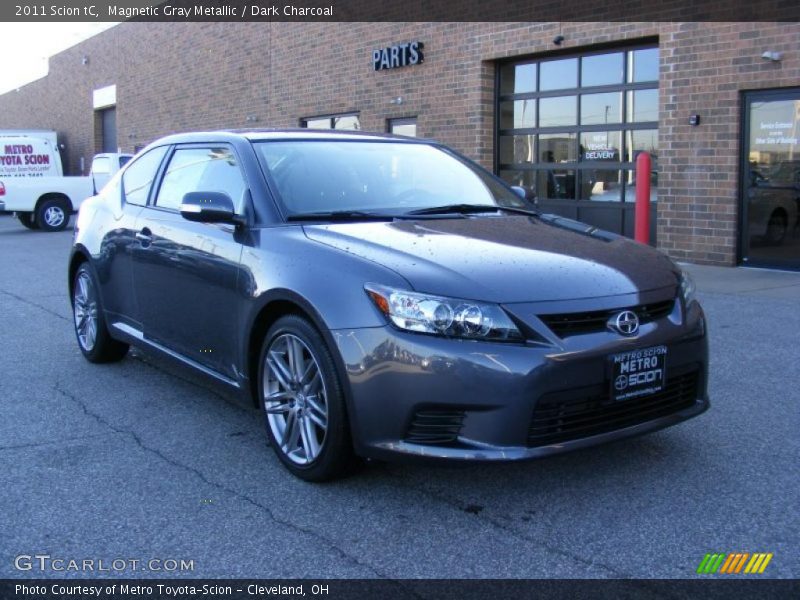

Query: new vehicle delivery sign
<box><xmin>0</xmin><ymin>143</ymin><xmax>56</xmax><ymax>177</ymax></box>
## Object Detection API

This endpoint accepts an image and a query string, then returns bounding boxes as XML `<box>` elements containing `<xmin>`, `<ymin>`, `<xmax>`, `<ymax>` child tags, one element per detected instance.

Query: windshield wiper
<box><xmin>286</xmin><ymin>204</ymin><xmax>540</xmax><ymax>222</ymax></box>
<box><xmin>286</xmin><ymin>210</ymin><xmax>395</xmax><ymax>222</ymax></box>
<box><xmin>405</xmin><ymin>203</ymin><xmax>539</xmax><ymax>217</ymax></box>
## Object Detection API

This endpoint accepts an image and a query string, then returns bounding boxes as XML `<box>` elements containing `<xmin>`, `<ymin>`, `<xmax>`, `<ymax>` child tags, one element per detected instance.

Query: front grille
<box><xmin>405</xmin><ymin>409</ymin><xmax>466</xmax><ymax>445</ymax></box>
<box><xmin>539</xmin><ymin>298</ymin><xmax>675</xmax><ymax>337</ymax></box>
<box><xmin>527</xmin><ymin>369</ymin><xmax>699</xmax><ymax>447</ymax></box>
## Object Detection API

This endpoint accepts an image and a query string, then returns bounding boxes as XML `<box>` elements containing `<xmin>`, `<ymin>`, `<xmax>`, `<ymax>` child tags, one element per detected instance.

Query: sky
<box><xmin>0</xmin><ymin>23</ymin><xmax>118</xmax><ymax>95</ymax></box>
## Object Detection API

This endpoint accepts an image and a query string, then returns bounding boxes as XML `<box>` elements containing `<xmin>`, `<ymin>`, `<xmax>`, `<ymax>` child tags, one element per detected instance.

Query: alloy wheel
<box><xmin>263</xmin><ymin>333</ymin><xmax>329</xmax><ymax>465</ymax></box>
<box><xmin>44</xmin><ymin>206</ymin><xmax>65</xmax><ymax>228</ymax></box>
<box><xmin>73</xmin><ymin>271</ymin><xmax>98</xmax><ymax>351</ymax></box>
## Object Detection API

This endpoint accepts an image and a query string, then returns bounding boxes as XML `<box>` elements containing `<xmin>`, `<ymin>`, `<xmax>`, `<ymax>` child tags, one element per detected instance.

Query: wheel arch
<box><xmin>244</xmin><ymin>290</ymin><xmax>355</xmax><ymax>428</ymax></box>
<box><xmin>36</xmin><ymin>192</ymin><xmax>74</xmax><ymax>214</ymax></box>
<box><xmin>67</xmin><ymin>246</ymin><xmax>91</xmax><ymax>304</ymax></box>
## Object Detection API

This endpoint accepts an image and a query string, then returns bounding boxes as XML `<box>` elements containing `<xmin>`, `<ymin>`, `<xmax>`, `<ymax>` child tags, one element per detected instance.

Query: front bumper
<box><xmin>332</xmin><ymin>299</ymin><xmax>709</xmax><ymax>463</ymax></box>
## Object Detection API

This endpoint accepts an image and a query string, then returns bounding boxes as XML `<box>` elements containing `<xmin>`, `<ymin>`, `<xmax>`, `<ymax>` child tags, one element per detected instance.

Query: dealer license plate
<box><xmin>610</xmin><ymin>345</ymin><xmax>667</xmax><ymax>402</ymax></box>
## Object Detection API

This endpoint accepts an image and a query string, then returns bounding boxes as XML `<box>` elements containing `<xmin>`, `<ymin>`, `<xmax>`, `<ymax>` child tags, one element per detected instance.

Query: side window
<box><xmin>119</xmin><ymin>155</ymin><xmax>132</xmax><ymax>169</ymax></box>
<box><xmin>155</xmin><ymin>146</ymin><xmax>246</xmax><ymax>212</ymax></box>
<box><xmin>122</xmin><ymin>146</ymin><xmax>168</xmax><ymax>206</ymax></box>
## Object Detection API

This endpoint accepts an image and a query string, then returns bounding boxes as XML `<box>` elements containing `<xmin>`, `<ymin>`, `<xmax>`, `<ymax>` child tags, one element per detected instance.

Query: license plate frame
<box><xmin>610</xmin><ymin>345</ymin><xmax>668</xmax><ymax>402</ymax></box>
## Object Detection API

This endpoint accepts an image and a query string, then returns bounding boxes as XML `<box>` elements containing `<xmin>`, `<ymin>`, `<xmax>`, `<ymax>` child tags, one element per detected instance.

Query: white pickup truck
<box><xmin>0</xmin><ymin>141</ymin><xmax>132</xmax><ymax>231</ymax></box>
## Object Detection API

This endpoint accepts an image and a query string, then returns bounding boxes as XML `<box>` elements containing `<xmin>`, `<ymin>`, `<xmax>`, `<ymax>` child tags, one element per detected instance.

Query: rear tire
<box><xmin>258</xmin><ymin>315</ymin><xmax>356</xmax><ymax>481</ymax></box>
<box><xmin>17</xmin><ymin>212</ymin><xmax>38</xmax><ymax>230</ymax></box>
<box><xmin>72</xmin><ymin>263</ymin><xmax>129</xmax><ymax>363</ymax></box>
<box><xmin>37</xmin><ymin>197</ymin><xmax>70</xmax><ymax>232</ymax></box>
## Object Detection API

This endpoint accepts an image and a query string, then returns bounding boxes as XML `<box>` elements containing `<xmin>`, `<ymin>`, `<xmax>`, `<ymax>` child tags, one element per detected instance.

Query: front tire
<box><xmin>258</xmin><ymin>315</ymin><xmax>355</xmax><ymax>481</ymax></box>
<box><xmin>72</xmin><ymin>263</ymin><xmax>129</xmax><ymax>363</ymax></box>
<box><xmin>37</xmin><ymin>197</ymin><xmax>70</xmax><ymax>232</ymax></box>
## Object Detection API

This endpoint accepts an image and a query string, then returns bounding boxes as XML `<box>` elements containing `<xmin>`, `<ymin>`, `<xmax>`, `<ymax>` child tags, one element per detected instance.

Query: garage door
<box><xmin>496</xmin><ymin>45</ymin><xmax>659</xmax><ymax>242</ymax></box>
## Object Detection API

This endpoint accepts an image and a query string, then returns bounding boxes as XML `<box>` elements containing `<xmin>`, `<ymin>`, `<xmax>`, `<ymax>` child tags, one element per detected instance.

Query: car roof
<box><xmin>151</xmin><ymin>129</ymin><xmax>427</xmax><ymax>146</ymax></box>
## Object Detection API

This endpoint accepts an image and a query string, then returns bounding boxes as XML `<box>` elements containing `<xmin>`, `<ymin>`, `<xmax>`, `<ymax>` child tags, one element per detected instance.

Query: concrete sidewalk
<box><xmin>682</xmin><ymin>263</ymin><xmax>800</xmax><ymax>300</ymax></box>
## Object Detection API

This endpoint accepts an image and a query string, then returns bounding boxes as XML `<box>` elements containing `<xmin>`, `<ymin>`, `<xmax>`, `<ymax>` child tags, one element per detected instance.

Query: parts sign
<box><xmin>373</xmin><ymin>42</ymin><xmax>424</xmax><ymax>71</ymax></box>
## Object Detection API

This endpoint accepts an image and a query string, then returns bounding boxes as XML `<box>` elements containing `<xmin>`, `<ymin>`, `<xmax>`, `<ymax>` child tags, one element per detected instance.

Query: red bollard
<box><xmin>634</xmin><ymin>151</ymin><xmax>651</xmax><ymax>245</ymax></box>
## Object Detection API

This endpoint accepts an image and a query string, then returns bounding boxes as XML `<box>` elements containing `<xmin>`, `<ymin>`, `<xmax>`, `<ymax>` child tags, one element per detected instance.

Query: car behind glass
<box><xmin>69</xmin><ymin>130</ymin><xmax>709</xmax><ymax>481</ymax></box>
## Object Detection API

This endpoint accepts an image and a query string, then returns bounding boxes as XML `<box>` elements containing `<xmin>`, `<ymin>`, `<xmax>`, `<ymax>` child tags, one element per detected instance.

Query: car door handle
<box><xmin>135</xmin><ymin>229</ymin><xmax>152</xmax><ymax>246</ymax></box>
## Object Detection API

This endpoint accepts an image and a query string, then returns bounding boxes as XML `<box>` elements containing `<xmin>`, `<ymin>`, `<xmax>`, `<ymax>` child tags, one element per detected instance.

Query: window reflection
<box><xmin>334</xmin><ymin>115</ymin><xmax>360</xmax><ymax>130</ymax></box>
<box><xmin>623</xmin><ymin>169</ymin><xmax>658</xmax><ymax>203</ymax></box>
<box><xmin>538</xmin><ymin>169</ymin><xmax>575</xmax><ymax>199</ymax></box>
<box><xmin>539</xmin><ymin>133</ymin><xmax>576</xmax><ymax>163</ymax></box>
<box><xmin>302</xmin><ymin>114</ymin><xmax>361</xmax><ymax>130</ymax></box>
<box><xmin>582</xmin><ymin>53</ymin><xmax>624</xmax><ymax>87</ymax></box>
<box><xmin>499</xmin><ymin>62</ymin><xmax>537</xmax><ymax>95</ymax></box>
<box><xmin>540</xmin><ymin>58</ymin><xmax>578</xmax><ymax>91</ymax></box>
<box><xmin>123</xmin><ymin>146</ymin><xmax>169</xmax><ymax>206</ymax></box>
<box><xmin>628</xmin><ymin>48</ymin><xmax>659</xmax><ymax>83</ymax></box>
<box><xmin>627</xmin><ymin>89</ymin><xmax>659</xmax><ymax>122</ymax></box>
<box><xmin>499</xmin><ymin>100</ymin><xmax>536</xmax><ymax>129</ymax></box>
<box><xmin>389</xmin><ymin>118</ymin><xmax>417</xmax><ymax>137</ymax></box>
<box><xmin>540</xmin><ymin>96</ymin><xmax>577</xmax><ymax>127</ymax></box>
<box><xmin>627</xmin><ymin>129</ymin><xmax>659</xmax><ymax>163</ymax></box>
<box><xmin>581</xmin><ymin>92</ymin><xmax>622</xmax><ymax>125</ymax></box>
<box><xmin>156</xmin><ymin>147</ymin><xmax>245</xmax><ymax>211</ymax></box>
<box><xmin>500</xmin><ymin>170</ymin><xmax>537</xmax><ymax>196</ymax></box>
<box><xmin>304</xmin><ymin>118</ymin><xmax>331</xmax><ymax>129</ymax></box>
<box><xmin>499</xmin><ymin>135</ymin><xmax>535</xmax><ymax>164</ymax></box>
<box><xmin>580</xmin><ymin>170</ymin><xmax>622</xmax><ymax>202</ymax></box>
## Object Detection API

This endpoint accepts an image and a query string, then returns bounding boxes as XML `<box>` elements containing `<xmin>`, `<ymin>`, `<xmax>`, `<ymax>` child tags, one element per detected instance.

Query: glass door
<box><xmin>741</xmin><ymin>89</ymin><xmax>800</xmax><ymax>269</ymax></box>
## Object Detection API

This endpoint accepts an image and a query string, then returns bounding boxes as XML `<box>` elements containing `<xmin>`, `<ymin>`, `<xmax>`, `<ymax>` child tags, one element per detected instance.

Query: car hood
<box><xmin>303</xmin><ymin>215</ymin><xmax>680</xmax><ymax>303</ymax></box>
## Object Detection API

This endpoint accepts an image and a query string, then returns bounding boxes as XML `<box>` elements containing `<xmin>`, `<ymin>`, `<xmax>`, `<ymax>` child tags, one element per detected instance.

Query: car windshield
<box><xmin>254</xmin><ymin>140</ymin><xmax>526</xmax><ymax>216</ymax></box>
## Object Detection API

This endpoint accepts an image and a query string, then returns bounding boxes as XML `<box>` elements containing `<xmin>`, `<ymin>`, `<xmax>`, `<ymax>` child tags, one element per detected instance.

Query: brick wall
<box><xmin>0</xmin><ymin>27</ymin><xmax>125</xmax><ymax>174</ymax></box>
<box><xmin>0</xmin><ymin>21</ymin><xmax>798</xmax><ymax>265</ymax></box>
<box><xmin>658</xmin><ymin>22</ymin><xmax>800</xmax><ymax>265</ymax></box>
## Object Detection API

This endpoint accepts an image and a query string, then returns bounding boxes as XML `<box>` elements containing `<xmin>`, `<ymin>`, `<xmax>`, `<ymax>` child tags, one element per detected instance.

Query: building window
<box><xmin>388</xmin><ymin>118</ymin><xmax>417</xmax><ymax>137</ymax></box>
<box><xmin>497</xmin><ymin>45</ymin><xmax>659</xmax><ymax>205</ymax></box>
<box><xmin>301</xmin><ymin>114</ymin><xmax>361</xmax><ymax>130</ymax></box>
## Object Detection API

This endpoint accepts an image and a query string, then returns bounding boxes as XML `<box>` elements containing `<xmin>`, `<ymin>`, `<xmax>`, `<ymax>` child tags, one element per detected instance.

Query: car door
<box><xmin>98</xmin><ymin>145</ymin><xmax>169</xmax><ymax>330</ymax></box>
<box><xmin>131</xmin><ymin>144</ymin><xmax>247</xmax><ymax>379</ymax></box>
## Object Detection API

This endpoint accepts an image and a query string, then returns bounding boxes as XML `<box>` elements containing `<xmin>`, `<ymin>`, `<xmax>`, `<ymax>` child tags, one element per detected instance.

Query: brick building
<box><xmin>0</xmin><ymin>21</ymin><xmax>798</xmax><ymax>269</ymax></box>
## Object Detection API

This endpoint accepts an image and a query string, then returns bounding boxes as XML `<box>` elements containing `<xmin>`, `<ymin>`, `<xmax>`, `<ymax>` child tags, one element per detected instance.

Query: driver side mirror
<box><xmin>180</xmin><ymin>191</ymin><xmax>244</xmax><ymax>225</ymax></box>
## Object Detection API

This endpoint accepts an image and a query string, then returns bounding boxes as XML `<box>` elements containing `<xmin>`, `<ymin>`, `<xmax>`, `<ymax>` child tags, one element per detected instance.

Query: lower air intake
<box><xmin>405</xmin><ymin>409</ymin><xmax>466</xmax><ymax>445</ymax></box>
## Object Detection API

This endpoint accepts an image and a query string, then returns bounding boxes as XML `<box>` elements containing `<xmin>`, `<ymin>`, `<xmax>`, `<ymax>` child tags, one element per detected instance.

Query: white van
<box><xmin>0</xmin><ymin>130</ymin><xmax>63</xmax><ymax>178</ymax></box>
<box><xmin>0</xmin><ymin>151</ymin><xmax>132</xmax><ymax>231</ymax></box>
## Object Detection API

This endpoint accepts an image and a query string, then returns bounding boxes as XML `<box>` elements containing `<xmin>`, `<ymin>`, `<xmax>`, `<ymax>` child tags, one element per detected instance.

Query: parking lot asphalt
<box><xmin>0</xmin><ymin>214</ymin><xmax>797</xmax><ymax>579</ymax></box>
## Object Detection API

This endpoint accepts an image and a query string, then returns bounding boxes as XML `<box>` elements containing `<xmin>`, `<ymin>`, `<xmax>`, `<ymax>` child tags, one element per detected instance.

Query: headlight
<box><xmin>679</xmin><ymin>269</ymin><xmax>697</xmax><ymax>306</ymax></box>
<box><xmin>365</xmin><ymin>284</ymin><xmax>523</xmax><ymax>342</ymax></box>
